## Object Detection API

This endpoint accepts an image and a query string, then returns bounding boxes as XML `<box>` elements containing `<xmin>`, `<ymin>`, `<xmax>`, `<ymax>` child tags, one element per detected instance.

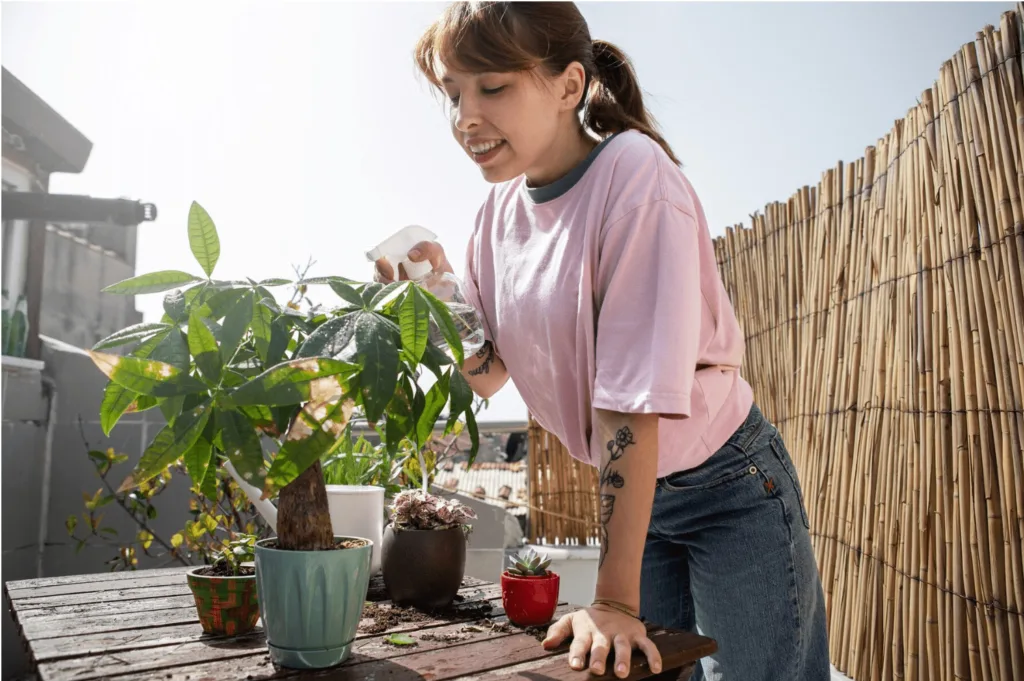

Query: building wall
<box><xmin>39</xmin><ymin>225</ymin><xmax>142</xmax><ymax>351</ymax></box>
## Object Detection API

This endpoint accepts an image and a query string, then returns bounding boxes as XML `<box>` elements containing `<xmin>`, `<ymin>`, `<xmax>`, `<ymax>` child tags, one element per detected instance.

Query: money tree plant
<box><xmin>89</xmin><ymin>201</ymin><xmax>479</xmax><ymax>552</ymax></box>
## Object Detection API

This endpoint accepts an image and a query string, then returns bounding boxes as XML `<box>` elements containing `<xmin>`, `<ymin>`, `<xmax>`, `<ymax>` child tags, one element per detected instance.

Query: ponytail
<box><xmin>585</xmin><ymin>39</ymin><xmax>680</xmax><ymax>166</ymax></box>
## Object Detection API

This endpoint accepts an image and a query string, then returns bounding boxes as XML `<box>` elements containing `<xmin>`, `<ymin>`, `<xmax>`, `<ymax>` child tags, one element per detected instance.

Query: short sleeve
<box><xmin>461</xmin><ymin>221</ymin><xmax>500</xmax><ymax>355</ymax></box>
<box><xmin>593</xmin><ymin>200</ymin><xmax>700</xmax><ymax>417</ymax></box>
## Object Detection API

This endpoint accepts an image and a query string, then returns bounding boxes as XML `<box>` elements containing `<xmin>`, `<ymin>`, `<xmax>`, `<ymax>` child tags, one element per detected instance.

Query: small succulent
<box><xmin>507</xmin><ymin>548</ymin><xmax>552</xmax><ymax>577</ymax></box>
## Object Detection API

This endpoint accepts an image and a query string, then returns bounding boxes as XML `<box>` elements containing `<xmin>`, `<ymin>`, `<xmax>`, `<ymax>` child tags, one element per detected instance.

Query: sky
<box><xmin>2</xmin><ymin>1</ymin><xmax>1013</xmax><ymax>423</ymax></box>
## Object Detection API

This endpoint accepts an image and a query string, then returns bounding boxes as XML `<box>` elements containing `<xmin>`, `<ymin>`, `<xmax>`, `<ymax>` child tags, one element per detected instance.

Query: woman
<box><xmin>376</xmin><ymin>3</ymin><xmax>830</xmax><ymax>679</ymax></box>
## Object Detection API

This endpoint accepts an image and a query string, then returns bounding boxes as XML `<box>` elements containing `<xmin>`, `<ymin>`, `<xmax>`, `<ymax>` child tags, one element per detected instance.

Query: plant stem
<box><xmin>77</xmin><ymin>418</ymin><xmax>191</xmax><ymax>567</ymax></box>
<box><xmin>417</xmin><ymin>449</ymin><xmax>429</xmax><ymax>495</ymax></box>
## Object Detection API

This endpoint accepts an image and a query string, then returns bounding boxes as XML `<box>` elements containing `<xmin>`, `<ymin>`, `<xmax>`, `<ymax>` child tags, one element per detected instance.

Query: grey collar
<box><xmin>525</xmin><ymin>133</ymin><xmax>619</xmax><ymax>204</ymax></box>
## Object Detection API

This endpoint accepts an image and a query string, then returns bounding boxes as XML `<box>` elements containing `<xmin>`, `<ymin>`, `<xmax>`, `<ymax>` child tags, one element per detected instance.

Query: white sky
<box><xmin>2</xmin><ymin>1</ymin><xmax>1012</xmax><ymax>422</ymax></box>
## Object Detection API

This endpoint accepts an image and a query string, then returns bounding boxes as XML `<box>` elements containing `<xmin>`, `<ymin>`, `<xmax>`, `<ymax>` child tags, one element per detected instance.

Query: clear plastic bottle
<box><xmin>367</xmin><ymin>226</ymin><xmax>486</xmax><ymax>357</ymax></box>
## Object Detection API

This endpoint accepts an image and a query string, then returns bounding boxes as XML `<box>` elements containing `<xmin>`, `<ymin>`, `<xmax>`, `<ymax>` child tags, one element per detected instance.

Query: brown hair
<box><xmin>414</xmin><ymin>1</ymin><xmax>680</xmax><ymax>165</ymax></box>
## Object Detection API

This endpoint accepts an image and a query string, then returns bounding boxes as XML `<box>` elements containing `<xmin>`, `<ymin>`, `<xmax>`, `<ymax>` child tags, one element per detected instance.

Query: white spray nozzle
<box><xmin>367</xmin><ymin>225</ymin><xmax>438</xmax><ymax>281</ymax></box>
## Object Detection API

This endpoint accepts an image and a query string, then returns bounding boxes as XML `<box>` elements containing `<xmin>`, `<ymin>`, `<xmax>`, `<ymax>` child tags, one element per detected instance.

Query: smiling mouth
<box><xmin>468</xmin><ymin>139</ymin><xmax>506</xmax><ymax>164</ymax></box>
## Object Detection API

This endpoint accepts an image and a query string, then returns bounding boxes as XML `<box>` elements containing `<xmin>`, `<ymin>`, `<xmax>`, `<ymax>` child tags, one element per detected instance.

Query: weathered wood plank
<box><xmin>39</xmin><ymin>605</ymin><xmax>575</xmax><ymax>681</ymax></box>
<box><xmin>16</xmin><ymin>595</ymin><xmax>197</xmax><ymax>622</ymax></box>
<box><xmin>6</xmin><ymin>572</ymin><xmax>190</xmax><ymax>600</ymax></box>
<box><xmin>19</xmin><ymin>606</ymin><xmax>199</xmax><ymax>639</ymax></box>
<box><xmin>448</xmin><ymin>630</ymin><xmax>717</xmax><ymax>681</ymax></box>
<box><xmin>26</xmin><ymin>585</ymin><xmax>504</xmax><ymax>658</ymax></box>
<box><xmin>12</xmin><ymin>584</ymin><xmax>193</xmax><ymax>610</ymax></box>
<box><xmin>4</xmin><ymin>566</ymin><xmax>192</xmax><ymax>592</ymax></box>
<box><xmin>106</xmin><ymin>630</ymin><xmax>563</xmax><ymax>681</ymax></box>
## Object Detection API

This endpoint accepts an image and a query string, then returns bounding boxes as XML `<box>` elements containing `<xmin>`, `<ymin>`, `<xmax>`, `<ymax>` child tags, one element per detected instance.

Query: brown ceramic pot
<box><xmin>381</xmin><ymin>525</ymin><xmax>466</xmax><ymax>610</ymax></box>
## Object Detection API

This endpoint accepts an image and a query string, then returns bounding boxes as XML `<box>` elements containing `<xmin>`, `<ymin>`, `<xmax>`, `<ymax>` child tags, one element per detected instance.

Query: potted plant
<box><xmin>501</xmin><ymin>548</ymin><xmax>560</xmax><ymax>627</ymax></box>
<box><xmin>321</xmin><ymin>430</ymin><xmax>404</xmax><ymax>575</ymax></box>
<box><xmin>186</xmin><ymin>534</ymin><xmax>260</xmax><ymax>636</ymax></box>
<box><xmin>381</xmin><ymin>488</ymin><xmax>477</xmax><ymax>610</ymax></box>
<box><xmin>89</xmin><ymin>201</ymin><xmax>479</xmax><ymax>669</ymax></box>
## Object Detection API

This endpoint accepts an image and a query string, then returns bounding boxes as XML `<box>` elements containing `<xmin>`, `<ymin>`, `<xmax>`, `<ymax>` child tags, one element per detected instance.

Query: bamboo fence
<box><xmin>528</xmin><ymin>7</ymin><xmax>1024</xmax><ymax>679</ymax></box>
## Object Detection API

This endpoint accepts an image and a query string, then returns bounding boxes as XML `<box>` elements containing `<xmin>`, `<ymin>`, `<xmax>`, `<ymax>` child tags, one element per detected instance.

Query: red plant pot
<box><xmin>501</xmin><ymin>571</ymin><xmax>560</xmax><ymax>627</ymax></box>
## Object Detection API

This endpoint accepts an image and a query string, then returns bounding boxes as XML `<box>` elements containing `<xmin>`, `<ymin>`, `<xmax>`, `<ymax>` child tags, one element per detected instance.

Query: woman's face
<box><xmin>441</xmin><ymin>66</ymin><xmax>581</xmax><ymax>184</ymax></box>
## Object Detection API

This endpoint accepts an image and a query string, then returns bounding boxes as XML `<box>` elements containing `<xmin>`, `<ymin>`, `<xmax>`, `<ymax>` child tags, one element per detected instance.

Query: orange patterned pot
<box><xmin>186</xmin><ymin>566</ymin><xmax>260</xmax><ymax>636</ymax></box>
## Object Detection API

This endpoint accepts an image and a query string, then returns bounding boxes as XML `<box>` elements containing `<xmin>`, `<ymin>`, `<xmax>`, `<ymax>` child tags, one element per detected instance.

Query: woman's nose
<box><xmin>453</xmin><ymin>94</ymin><xmax>481</xmax><ymax>132</ymax></box>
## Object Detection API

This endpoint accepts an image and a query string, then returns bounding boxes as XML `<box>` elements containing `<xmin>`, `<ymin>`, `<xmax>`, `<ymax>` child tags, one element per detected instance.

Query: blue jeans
<box><xmin>641</xmin><ymin>404</ymin><xmax>830</xmax><ymax>680</ymax></box>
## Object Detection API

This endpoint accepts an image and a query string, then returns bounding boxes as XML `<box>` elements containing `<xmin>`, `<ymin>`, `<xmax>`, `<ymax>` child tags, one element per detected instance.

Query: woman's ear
<box><xmin>558</xmin><ymin>61</ymin><xmax>587</xmax><ymax>112</ymax></box>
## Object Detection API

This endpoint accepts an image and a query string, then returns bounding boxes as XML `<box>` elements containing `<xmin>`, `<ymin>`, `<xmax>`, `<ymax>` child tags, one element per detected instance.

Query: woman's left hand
<box><xmin>542</xmin><ymin>605</ymin><xmax>663</xmax><ymax>678</ymax></box>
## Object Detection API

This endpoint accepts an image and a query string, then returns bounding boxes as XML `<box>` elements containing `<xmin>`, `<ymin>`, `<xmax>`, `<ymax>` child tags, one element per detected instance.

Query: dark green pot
<box><xmin>186</xmin><ymin>567</ymin><xmax>260</xmax><ymax>636</ymax></box>
<box><xmin>254</xmin><ymin>536</ymin><xmax>373</xmax><ymax>669</ymax></box>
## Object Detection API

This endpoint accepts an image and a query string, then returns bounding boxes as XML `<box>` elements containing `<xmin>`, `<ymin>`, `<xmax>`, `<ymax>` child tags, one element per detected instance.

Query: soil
<box><xmin>193</xmin><ymin>564</ymin><xmax>255</xmax><ymax>578</ymax></box>
<box><xmin>259</xmin><ymin>538</ymin><xmax>368</xmax><ymax>551</ymax></box>
<box><xmin>359</xmin><ymin>596</ymin><xmax>495</xmax><ymax>635</ymax></box>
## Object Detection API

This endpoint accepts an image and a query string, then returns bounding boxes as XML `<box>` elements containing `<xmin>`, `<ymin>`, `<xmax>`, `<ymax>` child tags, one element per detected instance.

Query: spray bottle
<box><xmin>367</xmin><ymin>226</ymin><xmax>485</xmax><ymax>356</ymax></box>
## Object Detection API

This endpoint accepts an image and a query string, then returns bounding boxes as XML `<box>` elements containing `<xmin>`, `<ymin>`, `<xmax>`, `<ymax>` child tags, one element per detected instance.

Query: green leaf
<box><xmin>218</xmin><ymin>291</ymin><xmax>252</xmax><ymax>363</ymax></box>
<box><xmin>163</xmin><ymin>290</ymin><xmax>187</xmax><ymax>323</ymax></box>
<box><xmin>171</xmin><ymin>532</ymin><xmax>184</xmax><ymax>548</ymax></box>
<box><xmin>225</xmin><ymin>358</ymin><xmax>355</xmax><ymax>407</ymax></box>
<box><xmin>118</xmin><ymin>402</ymin><xmax>211</xmax><ymax>492</ymax></box>
<box><xmin>159</xmin><ymin>395</ymin><xmax>185</xmax><ymax>424</ymax></box>
<box><xmin>199</xmin><ymin>460</ymin><xmax>219</xmax><ymax>501</ymax></box>
<box><xmin>141</xmin><ymin>328</ymin><xmax>190</xmax><ymax>371</ymax></box>
<box><xmin>420</xmin><ymin>342</ymin><xmax>453</xmax><ymax>379</ymax></box>
<box><xmin>218</xmin><ymin>409</ymin><xmax>267</xmax><ymax>487</ymax></box>
<box><xmin>419</xmin><ymin>288</ymin><xmax>464</xmax><ymax>364</ymax></box>
<box><xmin>183</xmin><ymin>437</ymin><xmax>213</xmax><ymax>490</ymax></box>
<box><xmin>370</xmin><ymin>281</ymin><xmax>406</xmax><ymax>310</ymax></box>
<box><xmin>465</xmin><ymin>408</ymin><xmax>480</xmax><ymax>467</ymax></box>
<box><xmin>302</xmin><ymin>275</ymin><xmax>357</xmax><ymax>286</ymax></box>
<box><xmin>251</xmin><ymin>298</ymin><xmax>274</xmax><ymax>362</ymax></box>
<box><xmin>446</xmin><ymin>370</ymin><xmax>472</xmax><ymax>433</ymax></box>
<box><xmin>400</xmin><ymin>288</ymin><xmax>430</xmax><ymax>365</ymax></box>
<box><xmin>65</xmin><ymin>515</ymin><xmax>78</xmax><ymax>536</ymax></box>
<box><xmin>353</xmin><ymin>312</ymin><xmax>399</xmax><ymax>424</ymax></box>
<box><xmin>259</xmin><ymin>278</ymin><xmax>292</xmax><ymax>286</ymax></box>
<box><xmin>93</xmin><ymin>323</ymin><xmax>172</xmax><ymax>351</ymax></box>
<box><xmin>188</xmin><ymin>309</ymin><xmax>222</xmax><ymax>383</ymax></box>
<box><xmin>263</xmin><ymin>396</ymin><xmax>354</xmax><ymax>497</ymax></box>
<box><xmin>360</xmin><ymin>283</ymin><xmax>384</xmax><ymax>307</ymax></box>
<box><xmin>267</xmin><ymin>319</ymin><xmax>290</xmax><ymax>366</ymax></box>
<box><xmin>199</xmin><ymin>287</ymin><xmax>248</xmax><ymax>320</ymax></box>
<box><xmin>188</xmin><ymin>201</ymin><xmax>220</xmax><ymax>278</ymax></box>
<box><xmin>329</xmin><ymin>280</ymin><xmax>364</xmax><ymax>308</ymax></box>
<box><xmin>102</xmin><ymin>271</ymin><xmax>201</xmax><ymax>295</ymax></box>
<box><xmin>100</xmin><ymin>381</ymin><xmax>138</xmax><ymax>436</ymax></box>
<box><xmin>89</xmin><ymin>351</ymin><xmax>207</xmax><ymax>397</ymax></box>
<box><xmin>385</xmin><ymin>634</ymin><xmax>417</xmax><ymax>647</ymax></box>
<box><xmin>296</xmin><ymin>314</ymin><xmax>356</xmax><ymax>359</ymax></box>
<box><xmin>417</xmin><ymin>375</ymin><xmax>449</xmax><ymax>446</ymax></box>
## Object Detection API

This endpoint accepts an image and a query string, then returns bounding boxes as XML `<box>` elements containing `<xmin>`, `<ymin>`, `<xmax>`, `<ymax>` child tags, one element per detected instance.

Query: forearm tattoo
<box><xmin>598</xmin><ymin>425</ymin><xmax>635</xmax><ymax>569</ymax></box>
<box><xmin>467</xmin><ymin>341</ymin><xmax>496</xmax><ymax>376</ymax></box>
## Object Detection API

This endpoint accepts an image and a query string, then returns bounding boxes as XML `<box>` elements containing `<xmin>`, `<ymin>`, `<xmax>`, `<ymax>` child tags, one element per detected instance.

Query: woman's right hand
<box><xmin>374</xmin><ymin>241</ymin><xmax>454</xmax><ymax>283</ymax></box>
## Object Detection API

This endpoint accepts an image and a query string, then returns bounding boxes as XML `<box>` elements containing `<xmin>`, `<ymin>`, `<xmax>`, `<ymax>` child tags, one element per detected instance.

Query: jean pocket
<box><xmin>659</xmin><ymin>446</ymin><xmax>760</xmax><ymax>492</ymax></box>
<box><xmin>769</xmin><ymin>435</ymin><xmax>810</xmax><ymax>529</ymax></box>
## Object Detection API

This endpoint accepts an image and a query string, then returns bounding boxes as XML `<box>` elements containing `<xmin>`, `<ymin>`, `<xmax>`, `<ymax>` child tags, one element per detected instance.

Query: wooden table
<box><xmin>5</xmin><ymin>567</ymin><xmax>716</xmax><ymax>680</ymax></box>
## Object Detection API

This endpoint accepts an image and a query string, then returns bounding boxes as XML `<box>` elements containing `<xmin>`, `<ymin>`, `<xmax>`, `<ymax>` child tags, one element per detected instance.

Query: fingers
<box><xmin>612</xmin><ymin>635</ymin><xmax>633</xmax><ymax>678</ymax></box>
<box><xmin>635</xmin><ymin>635</ymin><xmax>663</xmax><ymax>675</ymax></box>
<box><xmin>588</xmin><ymin>634</ymin><xmax>611</xmax><ymax>676</ymax></box>
<box><xmin>568</xmin><ymin>630</ymin><xmax>593</xmax><ymax>672</ymax></box>
<box><xmin>408</xmin><ymin>241</ymin><xmax>452</xmax><ymax>273</ymax></box>
<box><xmin>542</xmin><ymin>614</ymin><xmax>573</xmax><ymax>651</ymax></box>
<box><xmin>374</xmin><ymin>258</ymin><xmax>395</xmax><ymax>283</ymax></box>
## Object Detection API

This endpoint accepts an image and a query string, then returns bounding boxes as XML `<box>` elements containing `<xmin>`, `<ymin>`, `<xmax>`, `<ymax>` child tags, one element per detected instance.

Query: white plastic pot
<box><xmin>326</xmin><ymin>485</ymin><xmax>385</xmax><ymax>574</ymax></box>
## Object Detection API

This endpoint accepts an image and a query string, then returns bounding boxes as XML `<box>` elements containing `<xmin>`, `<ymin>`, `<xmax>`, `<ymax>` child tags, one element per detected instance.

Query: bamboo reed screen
<box><xmin>528</xmin><ymin>7</ymin><xmax>1024</xmax><ymax>679</ymax></box>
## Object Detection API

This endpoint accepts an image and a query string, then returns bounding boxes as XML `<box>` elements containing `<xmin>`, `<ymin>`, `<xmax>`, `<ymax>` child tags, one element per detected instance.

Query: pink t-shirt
<box><xmin>463</xmin><ymin>130</ymin><xmax>754</xmax><ymax>478</ymax></box>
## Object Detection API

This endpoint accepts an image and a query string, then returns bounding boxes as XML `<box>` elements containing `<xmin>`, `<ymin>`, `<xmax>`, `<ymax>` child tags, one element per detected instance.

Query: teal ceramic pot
<box><xmin>254</xmin><ymin>536</ymin><xmax>373</xmax><ymax>669</ymax></box>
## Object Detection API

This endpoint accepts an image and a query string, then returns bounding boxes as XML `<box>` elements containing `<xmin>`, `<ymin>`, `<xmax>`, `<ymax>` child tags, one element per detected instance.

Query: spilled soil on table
<box><xmin>359</xmin><ymin>594</ymin><xmax>495</xmax><ymax>635</ymax></box>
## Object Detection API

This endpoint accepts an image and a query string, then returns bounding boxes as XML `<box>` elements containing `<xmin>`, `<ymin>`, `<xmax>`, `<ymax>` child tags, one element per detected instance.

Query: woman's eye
<box><xmin>481</xmin><ymin>85</ymin><xmax>506</xmax><ymax>96</ymax></box>
<box><xmin>447</xmin><ymin>93</ymin><xmax>460</xmax><ymax>105</ymax></box>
